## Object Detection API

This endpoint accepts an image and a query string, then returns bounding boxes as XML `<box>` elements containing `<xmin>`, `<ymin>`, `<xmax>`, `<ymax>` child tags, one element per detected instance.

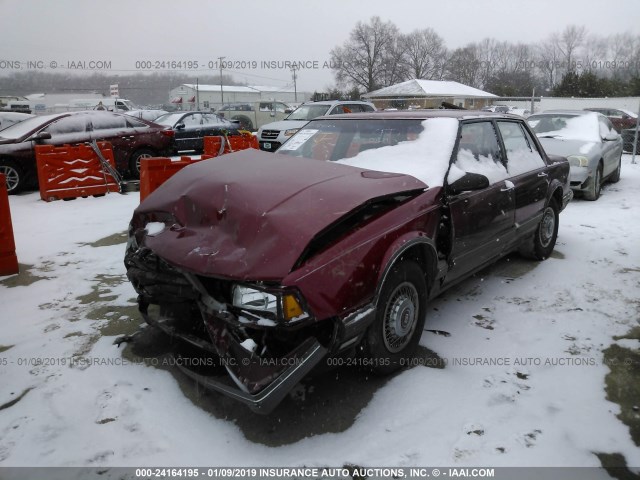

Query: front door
<box><xmin>445</xmin><ymin>120</ymin><xmax>516</xmax><ymax>285</ymax></box>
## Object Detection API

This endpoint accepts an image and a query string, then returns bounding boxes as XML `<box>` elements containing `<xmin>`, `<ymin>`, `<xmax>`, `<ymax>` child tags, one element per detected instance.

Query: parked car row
<box><xmin>0</xmin><ymin>111</ymin><xmax>175</xmax><ymax>193</ymax></box>
<box><xmin>0</xmin><ymin>108</ymin><xmax>245</xmax><ymax>194</ymax></box>
<box><xmin>125</xmin><ymin>110</ymin><xmax>572</xmax><ymax>413</ymax></box>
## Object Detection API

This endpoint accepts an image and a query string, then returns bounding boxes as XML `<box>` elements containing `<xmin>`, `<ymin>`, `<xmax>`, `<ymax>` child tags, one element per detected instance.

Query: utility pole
<box><xmin>291</xmin><ymin>66</ymin><xmax>298</xmax><ymax>103</ymax></box>
<box><xmin>196</xmin><ymin>77</ymin><xmax>199</xmax><ymax>111</ymax></box>
<box><xmin>218</xmin><ymin>56</ymin><xmax>225</xmax><ymax>108</ymax></box>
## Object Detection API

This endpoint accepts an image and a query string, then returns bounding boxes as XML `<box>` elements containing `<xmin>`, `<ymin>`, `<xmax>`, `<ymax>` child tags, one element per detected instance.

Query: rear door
<box><xmin>445</xmin><ymin>120</ymin><xmax>516</xmax><ymax>284</ymax></box>
<box><xmin>89</xmin><ymin>113</ymin><xmax>134</xmax><ymax>168</ymax></box>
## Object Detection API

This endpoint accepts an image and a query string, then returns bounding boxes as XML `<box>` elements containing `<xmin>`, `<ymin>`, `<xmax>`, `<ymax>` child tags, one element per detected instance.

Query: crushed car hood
<box><xmin>135</xmin><ymin>149</ymin><xmax>427</xmax><ymax>280</ymax></box>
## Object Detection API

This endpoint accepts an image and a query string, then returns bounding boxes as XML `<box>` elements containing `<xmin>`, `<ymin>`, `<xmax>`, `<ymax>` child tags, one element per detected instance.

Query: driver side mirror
<box><xmin>175</xmin><ymin>123</ymin><xmax>185</xmax><ymax>130</ymax></box>
<box><xmin>284</xmin><ymin>109</ymin><xmax>293</xmax><ymax>114</ymax></box>
<box><xmin>447</xmin><ymin>172</ymin><xmax>490</xmax><ymax>194</ymax></box>
<box><xmin>603</xmin><ymin>131</ymin><xmax>619</xmax><ymax>141</ymax></box>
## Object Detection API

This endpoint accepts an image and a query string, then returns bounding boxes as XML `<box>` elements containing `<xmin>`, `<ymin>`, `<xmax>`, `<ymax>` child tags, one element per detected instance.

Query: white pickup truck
<box><xmin>216</xmin><ymin>101</ymin><xmax>293</xmax><ymax>131</ymax></box>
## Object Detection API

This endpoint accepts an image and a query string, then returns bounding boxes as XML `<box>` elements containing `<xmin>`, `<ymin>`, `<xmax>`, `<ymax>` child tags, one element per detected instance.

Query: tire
<box><xmin>0</xmin><ymin>160</ymin><xmax>24</xmax><ymax>194</ymax></box>
<box><xmin>583</xmin><ymin>163</ymin><xmax>602</xmax><ymax>201</ymax></box>
<box><xmin>609</xmin><ymin>156</ymin><xmax>621</xmax><ymax>183</ymax></box>
<box><xmin>519</xmin><ymin>198</ymin><xmax>559</xmax><ymax>260</ymax></box>
<box><xmin>232</xmin><ymin>116</ymin><xmax>253</xmax><ymax>131</ymax></box>
<box><xmin>361</xmin><ymin>259</ymin><xmax>427</xmax><ymax>375</ymax></box>
<box><xmin>129</xmin><ymin>149</ymin><xmax>156</xmax><ymax>179</ymax></box>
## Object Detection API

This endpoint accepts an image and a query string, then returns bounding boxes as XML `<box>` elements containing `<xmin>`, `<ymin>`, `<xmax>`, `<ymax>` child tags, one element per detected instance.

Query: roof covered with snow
<box><xmin>364</xmin><ymin>79</ymin><xmax>497</xmax><ymax>99</ymax></box>
<box><xmin>181</xmin><ymin>84</ymin><xmax>296</xmax><ymax>94</ymax></box>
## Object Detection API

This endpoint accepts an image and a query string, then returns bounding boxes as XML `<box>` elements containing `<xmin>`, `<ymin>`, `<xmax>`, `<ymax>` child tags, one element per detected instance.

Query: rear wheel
<box><xmin>583</xmin><ymin>163</ymin><xmax>602</xmax><ymax>201</ymax></box>
<box><xmin>129</xmin><ymin>149</ymin><xmax>155</xmax><ymax>179</ymax></box>
<box><xmin>519</xmin><ymin>198</ymin><xmax>559</xmax><ymax>260</ymax></box>
<box><xmin>0</xmin><ymin>160</ymin><xmax>24</xmax><ymax>194</ymax></box>
<box><xmin>361</xmin><ymin>259</ymin><xmax>427</xmax><ymax>375</ymax></box>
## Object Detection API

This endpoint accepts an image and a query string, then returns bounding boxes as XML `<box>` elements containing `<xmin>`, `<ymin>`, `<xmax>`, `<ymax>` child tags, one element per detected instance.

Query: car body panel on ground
<box><xmin>125</xmin><ymin>110</ymin><xmax>571</xmax><ymax>413</ymax></box>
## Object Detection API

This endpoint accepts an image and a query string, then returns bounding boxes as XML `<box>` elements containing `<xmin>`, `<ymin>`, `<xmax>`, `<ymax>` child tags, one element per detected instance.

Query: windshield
<box><xmin>278</xmin><ymin>117</ymin><xmax>459</xmax><ymax>187</ymax></box>
<box><xmin>153</xmin><ymin>113</ymin><xmax>187</xmax><ymax>126</ymax></box>
<box><xmin>0</xmin><ymin>113</ymin><xmax>60</xmax><ymax>139</ymax></box>
<box><xmin>527</xmin><ymin>113</ymin><xmax>600</xmax><ymax>142</ymax></box>
<box><xmin>620</xmin><ymin>109</ymin><xmax>638</xmax><ymax>119</ymax></box>
<box><xmin>286</xmin><ymin>104</ymin><xmax>332</xmax><ymax>121</ymax></box>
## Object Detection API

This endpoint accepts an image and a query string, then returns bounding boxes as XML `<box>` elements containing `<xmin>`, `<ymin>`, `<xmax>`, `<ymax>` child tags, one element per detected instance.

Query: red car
<box><xmin>584</xmin><ymin>108</ymin><xmax>638</xmax><ymax>133</ymax></box>
<box><xmin>125</xmin><ymin>111</ymin><xmax>572</xmax><ymax>413</ymax></box>
<box><xmin>0</xmin><ymin>111</ymin><xmax>175</xmax><ymax>193</ymax></box>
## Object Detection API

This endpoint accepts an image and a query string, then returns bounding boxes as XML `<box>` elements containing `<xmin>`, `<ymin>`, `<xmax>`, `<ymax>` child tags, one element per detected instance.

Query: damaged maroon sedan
<box><xmin>125</xmin><ymin>111</ymin><xmax>572</xmax><ymax>413</ymax></box>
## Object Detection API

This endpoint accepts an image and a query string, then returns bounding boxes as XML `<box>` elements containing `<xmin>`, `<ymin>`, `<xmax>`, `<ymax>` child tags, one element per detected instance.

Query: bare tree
<box><xmin>400</xmin><ymin>28</ymin><xmax>447</xmax><ymax>80</ymax></box>
<box><xmin>581</xmin><ymin>35</ymin><xmax>608</xmax><ymax>74</ymax></box>
<box><xmin>554</xmin><ymin>25</ymin><xmax>586</xmax><ymax>73</ymax></box>
<box><xmin>536</xmin><ymin>39</ymin><xmax>562</xmax><ymax>89</ymax></box>
<box><xmin>330</xmin><ymin>16</ymin><xmax>402</xmax><ymax>92</ymax></box>
<box><xmin>445</xmin><ymin>45</ymin><xmax>482</xmax><ymax>88</ymax></box>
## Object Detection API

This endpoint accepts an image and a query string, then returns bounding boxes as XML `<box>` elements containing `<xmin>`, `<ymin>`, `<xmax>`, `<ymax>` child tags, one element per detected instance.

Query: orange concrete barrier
<box><xmin>203</xmin><ymin>136</ymin><xmax>224</xmax><ymax>157</ymax></box>
<box><xmin>203</xmin><ymin>132</ymin><xmax>259</xmax><ymax>156</ymax></box>
<box><xmin>35</xmin><ymin>142</ymin><xmax>119</xmax><ymax>202</ymax></box>
<box><xmin>0</xmin><ymin>173</ymin><xmax>19</xmax><ymax>276</ymax></box>
<box><xmin>139</xmin><ymin>155</ymin><xmax>214</xmax><ymax>202</ymax></box>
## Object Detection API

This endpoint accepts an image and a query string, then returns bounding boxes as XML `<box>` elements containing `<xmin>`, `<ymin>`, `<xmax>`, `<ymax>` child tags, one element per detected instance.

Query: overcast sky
<box><xmin>1</xmin><ymin>0</ymin><xmax>638</xmax><ymax>92</ymax></box>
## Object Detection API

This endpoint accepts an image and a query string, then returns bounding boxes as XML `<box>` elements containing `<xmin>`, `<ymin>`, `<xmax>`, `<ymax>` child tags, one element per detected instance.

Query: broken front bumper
<box><xmin>127</xmin><ymin>246</ymin><xmax>329</xmax><ymax>414</ymax></box>
<box><xmin>137</xmin><ymin>297</ymin><xmax>328</xmax><ymax>414</ymax></box>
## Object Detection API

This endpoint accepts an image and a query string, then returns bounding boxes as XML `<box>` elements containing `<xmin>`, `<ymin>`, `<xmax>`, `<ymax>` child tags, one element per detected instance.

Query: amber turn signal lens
<box><xmin>282</xmin><ymin>294</ymin><xmax>304</xmax><ymax>321</ymax></box>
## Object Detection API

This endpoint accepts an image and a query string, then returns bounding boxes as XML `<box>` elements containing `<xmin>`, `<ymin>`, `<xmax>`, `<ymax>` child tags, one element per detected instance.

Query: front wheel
<box><xmin>519</xmin><ymin>198</ymin><xmax>559</xmax><ymax>260</ymax></box>
<box><xmin>361</xmin><ymin>259</ymin><xmax>427</xmax><ymax>375</ymax></box>
<box><xmin>0</xmin><ymin>160</ymin><xmax>25</xmax><ymax>194</ymax></box>
<box><xmin>583</xmin><ymin>163</ymin><xmax>602</xmax><ymax>201</ymax></box>
<box><xmin>609</xmin><ymin>156</ymin><xmax>622</xmax><ymax>183</ymax></box>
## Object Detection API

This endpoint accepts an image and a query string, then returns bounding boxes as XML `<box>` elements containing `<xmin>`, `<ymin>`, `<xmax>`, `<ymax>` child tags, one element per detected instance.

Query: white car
<box><xmin>257</xmin><ymin>100</ymin><xmax>376</xmax><ymax>152</ymax></box>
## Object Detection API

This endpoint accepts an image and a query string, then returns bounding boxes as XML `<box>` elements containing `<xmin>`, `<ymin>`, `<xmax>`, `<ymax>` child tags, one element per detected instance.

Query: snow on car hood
<box><xmin>537</xmin><ymin>137</ymin><xmax>599</xmax><ymax>158</ymax></box>
<box><xmin>259</xmin><ymin>120</ymin><xmax>308</xmax><ymax>132</ymax></box>
<box><xmin>135</xmin><ymin>149</ymin><xmax>427</xmax><ymax>280</ymax></box>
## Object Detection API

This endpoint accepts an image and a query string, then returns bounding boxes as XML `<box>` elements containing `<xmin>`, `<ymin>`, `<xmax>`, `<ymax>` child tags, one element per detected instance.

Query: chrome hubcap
<box><xmin>136</xmin><ymin>154</ymin><xmax>152</xmax><ymax>173</ymax></box>
<box><xmin>383</xmin><ymin>282</ymin><xmax>419</xmax><ymax>353</ymax></box>
<box><xmin>539</xmin><ymin>206</ymin><xmax>555</xmax><ymax>247</ymax></box>
<box><xmin>0</xmin><ymin>165</ymin><xmax>19</xmax><ymax>192</ymax></box>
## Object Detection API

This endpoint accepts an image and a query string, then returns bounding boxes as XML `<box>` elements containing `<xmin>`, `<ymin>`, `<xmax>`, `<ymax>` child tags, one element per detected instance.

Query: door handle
<box><xmin>537</xmin><ymin>172</ymin><xmax>548</xmax><ymax>177</ymax></box>
<box><xmin>500</xmin><ymin>180</ymin><xmax>515</xmax><ymax>192</ymax></box>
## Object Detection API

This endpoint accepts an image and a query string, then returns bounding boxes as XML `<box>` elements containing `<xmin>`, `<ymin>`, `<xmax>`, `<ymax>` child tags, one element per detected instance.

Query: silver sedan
<box><xmin>527</xmin><ymin>110</ymin><xmax>623</xmax><ymax>201</ymax></box>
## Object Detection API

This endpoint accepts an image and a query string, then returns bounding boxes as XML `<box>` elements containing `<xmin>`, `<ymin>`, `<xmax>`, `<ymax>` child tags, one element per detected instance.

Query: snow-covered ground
<box><xmin>1</xmin><ymin>156</ymin><xmax>639</xmax><ymax>471</ymax></box>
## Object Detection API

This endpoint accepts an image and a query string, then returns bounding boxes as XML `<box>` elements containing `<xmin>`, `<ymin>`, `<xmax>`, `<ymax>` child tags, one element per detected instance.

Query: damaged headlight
<box><xmin>231</xmin><ymin>285</ymin><xmax>307</xmax><ymax>323</ymax></box>
<box><xmin>567</xmin><ymin>155</ymin><xmax>589</xmax><ymax>167</ymax></box>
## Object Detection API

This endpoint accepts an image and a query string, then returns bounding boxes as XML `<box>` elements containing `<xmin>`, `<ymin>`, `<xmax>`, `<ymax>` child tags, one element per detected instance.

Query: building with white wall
<box><xmin>169</xmin><ymin>84</ymin><xmax>311</xmax><ymax>110</ymax></box>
